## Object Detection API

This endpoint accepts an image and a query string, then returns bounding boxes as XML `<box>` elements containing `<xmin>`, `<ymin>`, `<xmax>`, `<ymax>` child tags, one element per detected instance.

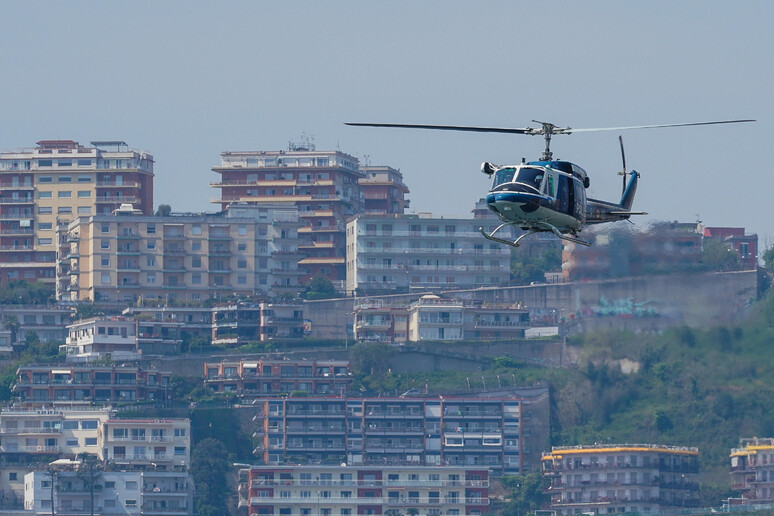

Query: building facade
<box><xmin>542</xmin><ymin>444</ymin><xmax>700</xmax><ymax>515</ymax></box>
<box><xmin>345</xmin><ymin>214</ymin><xmax>511</xmax><ymax>296</ymax></box>
<box><xmin>251</xmin><ymin>397</ymin><xmax>531</xmax><ymax>475</ymax></box>
<box><xmin>211</xmin><ymin>146</ymin><xmax>365</xmax><ymax>285</ymax></box>
<box><xmin>62</xmin><ymin>317</ymin><xmax>141</xmax><ymax>362</ymax></box>
<box><xmin>204</xmin><ymin>358</ymin><xmax>352</xmax><ymax>397</ymax></box>
<box><xmin>25</xmin><ymin>468</ymin><xmax>192</xmax><ymax>515</ymax></box>
<box><xmin>239</xmin><ymin>464</ymin><xmax>489</xmax><ymax>516</ymax></box>
<box><xmin>353</xmin><ymin>295</ymin><xmax>530</xmax><ymax>344</ymax></box>
<box><xmin>0</xmin><ymin>140</ymin><xmax>153</xmax><ymax>284</ymax></box>
<box><xmin>13</xmin><ymin>364</ymin><xmax>172</xmax><ymax>406</ymax></box>
<box><xmin>730</xmin><ymin>437</ymin><xmax>774</xmax><ymax>504</ymax></box>
<box><xmin>358</xmin><ymin>165</ymin><xmax>410</xmax><ymax>215</ymax></box>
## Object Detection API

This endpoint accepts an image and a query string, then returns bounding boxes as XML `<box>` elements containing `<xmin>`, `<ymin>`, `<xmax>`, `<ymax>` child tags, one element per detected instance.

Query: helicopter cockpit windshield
<box><xmin>514</xmin><ymin>167</ymin><xmax>544</xmax><ymax>192</ymax></box>
<box><xmin>492</xmin><ymin>167</ymin><xmax>517</xmax><ymax>189</ymax></box>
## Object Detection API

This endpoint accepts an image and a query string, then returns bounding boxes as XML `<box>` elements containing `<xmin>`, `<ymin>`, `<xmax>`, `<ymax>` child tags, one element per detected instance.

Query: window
<box><xmin>125</xmin><ymin>500</ymin><xmax>137</xmax><ymax>508</ymax></box>
<box><xmin>38</xmin><ymin>206</ymin><xmax>52</xmax><ymax>214</ymax></box>
<box><xmin>85</xmin><ymin>437</ymin><xmax>97</xmax><ymax>446</ymax></box>
<box><xmin>57</xmin><ymin>190</ymin><xmax>72</xmax><ymax>198</ymax></box>
<box><xmin>77</xmin><ymin>190</ymin><xmax>91</xmax><ymax>197</ymax></box>
<box><xmin>81</xmin><ymin>420</ymin><xmax>98</xmax><ymax>429</ymax></box>
<box><xmin>146</xmin><ymin>256</ymin><xmax>156</xmax><ymax>267</ymax></box>
<box><xmin>101</xmin><ymin>272</ymin><xmax>111</xmax><ymax>284</ymax></box>
<box><xmin>174</xmin><ymin>428</ymin><xmax>186</xmax><ymax>437</ymax></box>
<box><xmin>191</xmin><ymin>257</ymin><xmax>201</xmax><ymax>268</ymax></box>
<box><xmin>174</xmin><ymin>446</ymin><xmax>186</xmax><ymax>455</ymax></box>
<box><xmin>192</xmin><ymin>225</ymin><xmax>202</xmax><ymax>235</ymax></box>
<box><xmin>126</xmin><ymin>480</ymin><xmax>138</xmax><ymax>490</ymax></box>
<box><xmin>39</xmin><ymin>222</ymin><xmax>53</xmax><ymax>230</ymax></box>
<box><xmin>62</xmin><ymin>421</ymin><xmax>78</xmax><ymax>430</ymax></box>
<box><xmin>77</xmin><ymin>206</ymin><xmax>91</xmax><ymax>215</ymax></box>
<box><xmin>58</xmin><ymin>176</ymin><xmax>72</xmax><ymax>182</ymax></box>
<box><xmin>237</xmin><ymin>275</ymin><xmax>247</xmax><ymax>285</ymax></box>
<box><xmin>146</xmin><ymin>240</ymin><xmax>156</xmax><ymax>250</ymax></box>
<box><xmin>101</xmin><ymin>239</ymin><xmax>110</xmax><ymax>249</ymax></box>
<box><xmin>9</xmin><ymin>472</ymin><xmax>17</xmax><ymax>481</ymax></box>
<box><xmin>104</xmin><ymin>481</ymin><xmax>116</xmax><ymax>488</ymax></box>
<box><xmin>192</xmin><ymin>241</ymin><xmax>201</xmax><ymax>251</ymax></box>
<box><xmin>57</xmin><ymin>206</ymin><xmax>72</xmax><ymax>214</ymax></box>
<box><xmin>146</xmin><ymin>272</ymin><xmax>156</xmax><ymax>284</ymax></box>
<box><xmin>147</xmin><ymin>224</ymin><xmax>156</xmax><ymax>234</ymax></box>
<box><xmin>38</xmin><ymin>175</ymin><xmax>53</xmax><ymax>182</ymax></box>
<box><xmin>238</xmin><ymin>225</ymin><xmax>247</xmax><ymax>236</ymax></box>
<box><xmin>78</xmin><ymin>159</ymin><xmax>91</xmax><ymax>167</ymax></box>
<box><xmin>77</xmin><ymin>175</ymin><xmax>91</xmax><ymax>182</ymax></box>
<box><xmin>38</xmin><ymin>191</ymin><xmax>52</xmax><ymax>198</ymax></box>
<box><xmin>39</xmin><ymin>159</ymin><xmax>53</xmax><ymax>167</ymax></box>
<box><xmin>38</xmin><ymin>238</ymin><xmax>52</xmax><ymax>245</ymax></box>
<box><xmin>192</xmin><ymin>273</ymin><xmax>201</xmax><ymax>285</ymax></box>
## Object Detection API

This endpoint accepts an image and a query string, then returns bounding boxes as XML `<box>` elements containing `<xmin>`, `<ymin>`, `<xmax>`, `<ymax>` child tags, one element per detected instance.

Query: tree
<box><xmin>764</xmin><ymin>246</ymin><xmax>774</xmax><ymax>270</ymax></box>
<box><xmin>76</xmin><ymin>453</ymin><xmax>103</xmax><ymax>516</ymax></box>
<box><xmin>2</xmin><ymin>315</ymin><xmax>20</xmax><ymax>344</ymax></box>
<box><xmin>190</xmin><ymin>438</ymin><xmax>230</xmax><ymax>516</ymax></box>
<box><xmin>155</xmin><ymin>204</ymin><xmax>172</xmax><ymax>216</ymax></box>
<box><xmin>305</xmin><ymin>274</ymin><xmax>337</xmax><ymax>300</ymax></box>
<box><xmin>703</xmin><ymin>238</ymin><xmax>741</xmax><ymax>272</ymax></box>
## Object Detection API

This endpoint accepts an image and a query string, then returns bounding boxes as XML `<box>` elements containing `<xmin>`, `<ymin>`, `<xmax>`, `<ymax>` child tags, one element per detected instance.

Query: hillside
<box><xmin>374</xmin><ymin>289</ymin><xmax>774</xmax><ymax>497</ymax></box>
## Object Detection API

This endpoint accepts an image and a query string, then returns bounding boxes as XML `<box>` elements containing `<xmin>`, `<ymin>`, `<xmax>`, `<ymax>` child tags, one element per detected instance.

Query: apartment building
<box><xmin>730</xmin><ymin>437</ymin><xmax>774</xmax><ymax>503</ymax></box>
<box><xmin>239</xmin><ymin>464</ymin><xmax>489</xmax><ymax>516</ymax></box>
<box><xmin>211</xmin><ymin>302</ymin><xmax>304</xmax><ymax>345</ymax></box>
<box><xmin>204</xmin><ymin>358</ymin><xmax>351</xmax><ymax>397</ymax></box>
<box><xmin>12</xmin><ymin>364</ymin><xmax>172</xmax><ymax>406</ymax></box>
<box><xmin>211</xmin><ymin>146</ymin><xmax>365</xmax><ymax>285</ymax></box>
<box><xmin>359</xmin><ymin>165</ymin><xmax>410</xmax><ymax>215</ymax></box>
<box><xmin>542</xmin><ymin>444</ymin><xmax>700</xmax><ymax>515</ymax></box>
<box><xmin>704</xmin><ymin>226</ymin><xmax>758</xmax><ymax>270</ymax></box>
<box><xmin>0</xmin><ymin>305</ymin><xmax>71</xmax><ymax>345</ymax></box>
<box><xmin>345</xmin><ymin>213</ymin><xmax>511</xmax><ymax>296</ymax></box>
<box><xmin>225</xmin><ymin>203</ymin><xmax>305</xmax><ymax>297</ymax></box>
<box><xmin>251</xmin><ymin>396</ymin><xmax>535</xmax><ymax>475</ymax></box>
<box><xmin>62</xmin><ymin>316</ymin><xmax>140</xmax><ymax>362</ymax></box>
<box><xmin>123</xmin><ymin>306</ymin><xmax>213</xmax><ymax>340</ymax></box>
<box><xmin>0</xmin><ymin>140</ymin><xmax>153</xmax><ymax>284</ymax></box>
<box><xmin>0</xmin><ymin>406</ymin><xmax>113</xmax><ymax>507</ymax></box>
<box><xmin>25</xmin><ymin>468</ymin><xmax>192</xmax><ymax>515</ymax></box>
<box><xmin>57</xmin><ymin>203</ymin><xmax>304</xmax><ymax>305</ymax></box>
<box><xmin>100</xmin><ymin>418</ymin><xmax>190</xmax><ymax>469</ymax></box>
<box><xmin>353</xmin><ymin>295</ymin><xmax>530</xmax><ymax>344</ymax></box>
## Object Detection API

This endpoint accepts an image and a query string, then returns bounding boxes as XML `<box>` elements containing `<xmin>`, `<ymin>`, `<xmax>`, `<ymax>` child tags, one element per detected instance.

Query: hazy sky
<box><xmin>1</xmin><ymin>2</ymin><xmax>771</xmax><ymax>246</ymax></box>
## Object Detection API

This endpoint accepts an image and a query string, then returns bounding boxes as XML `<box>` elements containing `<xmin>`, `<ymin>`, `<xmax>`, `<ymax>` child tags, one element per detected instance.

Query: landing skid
<box><xmin>479</xmin><ymin>223</ymin><xmax>592</xmax><ymax>248</ymax></box>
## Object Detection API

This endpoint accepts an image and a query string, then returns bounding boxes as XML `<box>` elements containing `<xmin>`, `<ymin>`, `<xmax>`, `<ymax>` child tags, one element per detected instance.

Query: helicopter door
<box><xmin>556</xmin><ymin>175</ymin><xmax>572</xmax><ymax>215</ymax></box>
<box><xmin>543</xmin><ymin>171</ymin><xmax>556</xmax><ymax>199</ymax></box>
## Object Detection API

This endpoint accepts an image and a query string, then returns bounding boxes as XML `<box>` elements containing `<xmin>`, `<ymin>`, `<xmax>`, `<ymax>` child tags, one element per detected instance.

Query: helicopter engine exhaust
<box><xmin>481</xmin><ymin>162</ymin><xmax>497</xmax><ymax>176</ymax></box>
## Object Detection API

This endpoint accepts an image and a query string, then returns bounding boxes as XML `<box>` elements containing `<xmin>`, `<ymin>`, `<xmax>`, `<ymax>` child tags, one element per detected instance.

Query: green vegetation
<box><xmin>0</xmin><ymin>280</ymin><xmax>55</xmax><ymax>305</ymax></box>
<box><xmin>190</xmin><ymin>438</ymin><xmax>231</xmax><ymax>516</ymax></box>
<box><xmin>304</xmin><ymin>274</ymin><xmax>337</xmax><ymax>300</ymax></box>
<box><xmin>510</xmin><ymin>247</ymin><xmax>561</xmax><ymax>284</ymax></box>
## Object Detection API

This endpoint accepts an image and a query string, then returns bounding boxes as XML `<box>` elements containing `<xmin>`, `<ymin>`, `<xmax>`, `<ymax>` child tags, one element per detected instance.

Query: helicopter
<box><xmin>345</xmin><ymin>119</ymin><xmax>754</xmax><ymax>247</ymax></box>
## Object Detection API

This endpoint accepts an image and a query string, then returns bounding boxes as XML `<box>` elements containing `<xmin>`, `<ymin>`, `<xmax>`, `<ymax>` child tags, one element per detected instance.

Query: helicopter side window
<box><xmin>492</xmin><ymin>167</ymin><xmax>516</xmax><ymax>188</ymax></box>
<box><xmin>515</xmin><ymin>168</ymin><xmax>544</xmax><ymax>191</ymax></box>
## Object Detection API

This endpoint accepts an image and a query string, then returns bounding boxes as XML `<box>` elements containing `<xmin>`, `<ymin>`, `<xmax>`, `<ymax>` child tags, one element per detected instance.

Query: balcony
<box><xmin>96</xmin><ymin>196</ymin><xmax>139</xmax><ymax>204</ymax></box>
<box><xmin>0</xmin><ymin>227</ymin><xmax>34</xmax><ymax>235</ymax></box>
<box><xmin>0</xmin><ymin>197</ymin><xmax>34</xmax><ymax>204</ymax></box>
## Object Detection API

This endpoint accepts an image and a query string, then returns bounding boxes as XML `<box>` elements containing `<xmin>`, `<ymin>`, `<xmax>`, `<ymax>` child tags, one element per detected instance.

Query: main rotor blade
<box><xmin>569</xmin><ymin>119</ymin><xmax>756</xmax><ymax>133</ymax></box>
<box><xmin>345</xmin><ymin>122</ymin><xmax>531</xmax><ymax>135</ymax></box>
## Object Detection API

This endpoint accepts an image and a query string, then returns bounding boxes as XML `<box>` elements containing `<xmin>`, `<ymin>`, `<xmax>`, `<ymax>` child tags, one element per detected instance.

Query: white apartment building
<box><xmin>100</xmin><ymin>418</ymin><xmax>191</xmax><ymax>469</ymax></box>
<box><xmin>0</xmin><ymin>140</ymin><xmax>154</xmax><ymax>285</ymax></box>
<box><xmin>345</xmin><ymin>213</ymin><xmax>511</xmax><ymax>295</ymax></box>
<box><xmin>0</xmin><ymin>406</ymin><xmax>113</xmax><ymax>506</ymax></box>
<box><xmin>24</xmin><ymin>468</ymin><xmax>191</xmax><ymax>515</ymax></box>
<box><xmin>62</xmin><ymin>317</ymin><xmax>141</xmax><ymax>362</ymax></box>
